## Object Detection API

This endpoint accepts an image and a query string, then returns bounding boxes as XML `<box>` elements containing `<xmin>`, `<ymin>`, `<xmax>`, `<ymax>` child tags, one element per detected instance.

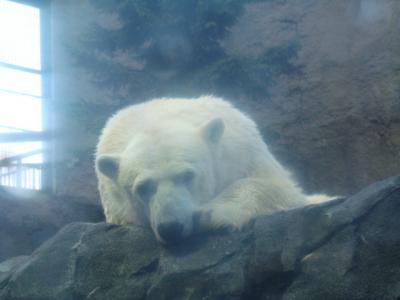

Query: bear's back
<box><xmin>97</xmin><ymin>96</ymin><xmax>258</xmax><ymax>153</ymax></box>
<box><xmin>96</xmin><ymin>96</ymin><xmax>287</xmax><ymax>181</ymax></box>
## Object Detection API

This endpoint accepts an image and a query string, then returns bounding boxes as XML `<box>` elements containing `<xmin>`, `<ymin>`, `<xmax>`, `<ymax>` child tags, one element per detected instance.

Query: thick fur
<box><xmin>95</xmin><ymin>96</ymin><xmax>330</xmax><ymax>242</ymax></box>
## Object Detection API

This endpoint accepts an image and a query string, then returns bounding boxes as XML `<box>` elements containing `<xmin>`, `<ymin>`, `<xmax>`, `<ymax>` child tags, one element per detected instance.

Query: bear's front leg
<box><xmin>195</xmin><ymin>177</ymin><xmax>307</xmax><ymax>231</ymax></box>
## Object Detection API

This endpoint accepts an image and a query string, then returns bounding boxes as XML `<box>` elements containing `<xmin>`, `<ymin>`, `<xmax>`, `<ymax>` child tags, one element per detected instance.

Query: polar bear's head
<box><xmin>96</xmin><ymin>118</ymin><xmax>224</xmax><ymax>243</ymax></box>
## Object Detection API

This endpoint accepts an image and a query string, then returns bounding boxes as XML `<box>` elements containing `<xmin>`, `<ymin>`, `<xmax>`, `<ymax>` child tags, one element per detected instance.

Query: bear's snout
<box><xmin>157</xmin><ymin>221</ymin><xmax>184</xmax><ymax>243</ymax></box>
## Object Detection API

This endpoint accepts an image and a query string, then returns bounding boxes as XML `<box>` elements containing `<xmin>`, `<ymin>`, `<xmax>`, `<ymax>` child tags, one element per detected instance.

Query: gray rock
<box><xmin>222</xmin><ymin>0</ymin><xmax>400</xmax><ymax>196</ymax></box>
<box><xmin>51</xmin><ymin>0</ymin><xmax>400</xmax><ymax>202</ymax></box>
<box><xmin>1</xmin><ymin>176</ymin><xmax>400</xmax><ymax>300</ymax></box>
<box><xmin>0</xmin><ymin>188</ymin><xmax>104</xmax><ymax>262</ymax></box>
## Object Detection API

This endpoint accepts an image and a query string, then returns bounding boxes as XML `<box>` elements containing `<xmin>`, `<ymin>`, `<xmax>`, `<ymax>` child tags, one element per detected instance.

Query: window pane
<box><xmin>0</xmin><ymin>0</ymin><xmax>41</xmax><ymax>70</ymax></box>
<box><xmin>0</xmin><ymin>91</ymin><xmax>42</xmax><ymax>132</ymax></box>
<box><xmin>0</xmin><ymin>66</ymin><xmax>41</xmax><ymax>96</ymax></box>
<box><xmin>0</xmin><ymin>142</ymin><xmax>43</xmax><ymax>190</ymax></box>
<box><xmin>0</xmin><ymin>142</ymin><xmax>42</xmax><ymax>162</ymax></box>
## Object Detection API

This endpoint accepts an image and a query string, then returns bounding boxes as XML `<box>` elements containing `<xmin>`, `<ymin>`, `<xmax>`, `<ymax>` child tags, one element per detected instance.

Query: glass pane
<box><xmin>0</xmin><ymin>142</ymin><xmax>42</xmax><ymax>190</ymax></box>
<box><xmin>0</xmin><ymin>142</ymin><xmax>42</xmax><ymax>162</ymax></box>
<box><xmin>0</xmin><ymin>66</ymin><xmax>41</xmax><ymax>96</ymax></box>
<box><xmin>0</xmin><ymin>91</ymin><xmax>42</xmax><ymax>132</ymax></box>
<box><xmin>0</xmin><ymin>0</ymin><xmax>41</xmax><ymax>70</ymax></box>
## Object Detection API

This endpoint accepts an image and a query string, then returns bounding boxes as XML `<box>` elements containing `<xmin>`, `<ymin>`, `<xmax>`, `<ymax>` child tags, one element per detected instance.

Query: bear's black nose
<box><xmin>157</xmin><ymin>222</ymin><xmax>184</xmax><ymax>243</ymax></box>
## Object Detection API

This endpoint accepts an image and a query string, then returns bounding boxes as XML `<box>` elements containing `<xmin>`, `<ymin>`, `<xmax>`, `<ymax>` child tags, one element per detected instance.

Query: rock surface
<box><xmin>1</xmin><ymin>176</ymin><xmax>399</xmax><ymax>300</ymax></box>
<box><xmin>222</xmin><ymin>0</ymin><xmax>400</xmax><ymax>196</ymax></box>
<box><xmin>52</xmin><ymin>0</ymin><xmax>400</xmax><ymax>202</ymax></box>
<box><xmin>0</xmin><ymin>188</ymin><xmax>104</xmax><ymax>262</ymax></box>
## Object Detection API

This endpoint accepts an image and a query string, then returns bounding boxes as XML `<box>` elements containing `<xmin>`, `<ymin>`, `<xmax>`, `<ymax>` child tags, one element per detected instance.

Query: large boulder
<box><xmin>1</xmin><ymin>176</ymin><xmax>399</xmax><ymax>300</ymax></box>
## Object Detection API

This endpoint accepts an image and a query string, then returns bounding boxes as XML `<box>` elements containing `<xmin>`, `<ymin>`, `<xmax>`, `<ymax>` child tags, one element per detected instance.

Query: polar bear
<box><xmin>95</xmin><ymin>96</ymin><xmax>329</xmax><ymax>243</ymax></box>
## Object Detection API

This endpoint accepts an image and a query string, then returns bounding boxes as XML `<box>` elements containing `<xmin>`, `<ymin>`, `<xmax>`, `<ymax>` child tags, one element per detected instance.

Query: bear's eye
<box><xmin>136</xmin><ymin>180</ymin><xmax>157</xmax><ymax>201</ymax></box>
<box><xmin>176</xmin><ymin>170</ymin><xmax>195</xmax><ymax>185</ymax></box>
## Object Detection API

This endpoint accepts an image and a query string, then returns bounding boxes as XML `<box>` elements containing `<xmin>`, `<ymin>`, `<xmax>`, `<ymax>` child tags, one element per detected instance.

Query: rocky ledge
<box><xmin>1</xmin><ymin>176</ymin><xmax>400</xmax><ymax>300</ymax></box>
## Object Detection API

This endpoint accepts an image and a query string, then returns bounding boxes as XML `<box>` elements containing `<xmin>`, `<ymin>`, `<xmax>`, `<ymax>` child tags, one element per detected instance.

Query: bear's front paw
<box><xmin>194</xmin><ymin>205</ymin><xmax>249</xmax><ymax>233</ymax></box>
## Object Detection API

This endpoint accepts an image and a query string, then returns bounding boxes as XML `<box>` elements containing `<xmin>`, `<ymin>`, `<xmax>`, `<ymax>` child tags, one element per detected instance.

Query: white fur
<box><xmin>95</xmin><ymin>96</ymin><xmax>331</xmax><ymax>240</ymax></box>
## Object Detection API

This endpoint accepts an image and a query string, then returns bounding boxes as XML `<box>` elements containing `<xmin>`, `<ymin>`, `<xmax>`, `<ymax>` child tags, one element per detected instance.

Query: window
<box><xmin>0</xmin><ymin>0</ymin><xmax>51</xmax><ymax>190</ymax></box>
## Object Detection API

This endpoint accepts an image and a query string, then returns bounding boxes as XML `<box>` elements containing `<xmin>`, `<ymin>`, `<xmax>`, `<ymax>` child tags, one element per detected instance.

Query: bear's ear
<box><xmin>201</xmin><ymin>118</ymin><xmax>225</xmax><ymax>144</ymax></box>
<box><xmin>96</xmin><ymin>154</ymin><xmax>120</xmax><ymax>180</ymax></box>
